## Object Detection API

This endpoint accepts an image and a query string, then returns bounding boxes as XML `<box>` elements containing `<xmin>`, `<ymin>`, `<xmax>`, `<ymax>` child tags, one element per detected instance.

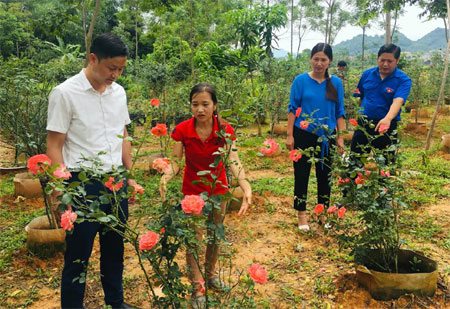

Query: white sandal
<box><xmin>298</xmin><ymin>214</ymin><xmax>310</xmax><ymax>231</ymax></box>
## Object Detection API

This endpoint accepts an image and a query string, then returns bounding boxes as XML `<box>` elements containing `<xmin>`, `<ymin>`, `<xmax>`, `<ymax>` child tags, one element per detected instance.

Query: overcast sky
<box><xmin>276</xmin><ymin>4</ymin><xmax>445</xmax><ymax>52</ymax></box>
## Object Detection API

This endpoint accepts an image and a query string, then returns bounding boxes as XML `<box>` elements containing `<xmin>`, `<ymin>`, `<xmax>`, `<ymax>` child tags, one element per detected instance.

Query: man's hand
<box><xmin>337</xmin><ymin>136</ymin><xmax>345</xmax><ymax>155</ymax></box>
<box><xmin>127</xmin><ymin>179</ymin><xmax>138</xmax><ymax>204</ymax></box>
<box><xmin>375</xmin><ymin>118</ymin><xmax>391</xmax><ymax>134</ymax></box>
<box><xmin>286</xmin><ymin>135</ymin><xmax>294</xmax><ymax>151</ymax></box>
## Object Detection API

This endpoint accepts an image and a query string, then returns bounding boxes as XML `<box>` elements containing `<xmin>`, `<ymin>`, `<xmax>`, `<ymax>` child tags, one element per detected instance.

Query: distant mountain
<box><xmin>334</xmin><ymin>28</ymin><xmax>447</xmax><ymax>55</ymax></box>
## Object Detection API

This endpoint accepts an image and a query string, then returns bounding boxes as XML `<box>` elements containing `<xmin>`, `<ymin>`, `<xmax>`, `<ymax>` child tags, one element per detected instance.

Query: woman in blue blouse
<box><xmin>286</xmin><ymin>43</ymin><xmax>346</xmax><ymax>231</ymax></box>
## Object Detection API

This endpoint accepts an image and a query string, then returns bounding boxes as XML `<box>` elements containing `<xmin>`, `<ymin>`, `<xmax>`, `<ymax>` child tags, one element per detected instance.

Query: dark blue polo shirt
<box><xmin>353</xmin><ymin>67</ymin><xmax>411</xmax><ymax>121</ymax></box>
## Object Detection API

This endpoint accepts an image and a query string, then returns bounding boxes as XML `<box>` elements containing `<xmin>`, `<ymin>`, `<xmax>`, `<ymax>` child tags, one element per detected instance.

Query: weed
<box><xmin>0</xmin><ymin>176</ymin><xmax>14</xmax><ymax>197</ymax></box>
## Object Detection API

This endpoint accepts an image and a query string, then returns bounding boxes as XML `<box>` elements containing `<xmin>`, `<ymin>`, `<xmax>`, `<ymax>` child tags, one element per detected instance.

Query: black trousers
<box><xmin>61</xmin><ymin>172</ymin><xmax>128</xmax><ymax>309</ymax></box>
<box><xmin>293</xmin><ymin>127</ymin><xmax>333</xmax><ymax>211</ymax></box>
<box><xmin>350</xmin><ymin>118</ymin><xmax>398</xmax><ymax>165</ymax></box>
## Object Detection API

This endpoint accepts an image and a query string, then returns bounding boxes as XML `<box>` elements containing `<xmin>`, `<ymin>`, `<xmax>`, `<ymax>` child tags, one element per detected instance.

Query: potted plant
<box><xmin>325</xmin><ymin>118</ymin><xmax>438</xmax><ymax>300</ymax></box>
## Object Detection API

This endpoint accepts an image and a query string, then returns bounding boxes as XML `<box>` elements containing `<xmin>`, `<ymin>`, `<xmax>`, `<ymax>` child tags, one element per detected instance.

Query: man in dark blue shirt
<box><xmin>351</xmin><ymin>43</ymin><xmax>412</xmax><ymax>162</ymax></box>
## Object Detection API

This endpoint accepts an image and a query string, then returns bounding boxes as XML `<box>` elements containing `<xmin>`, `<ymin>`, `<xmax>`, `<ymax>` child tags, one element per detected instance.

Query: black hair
<box><xmin>189</xmin><ymin>83</ymin><xmax>223</xmax><ymax>130</ymax></box>
<box><xmin>90</xmin><ymin>33</ymin><xmax>129</xmax><ymax>61</ymax></box>
<box><xmin>311</xmin><ymin>43</ymin><xmax>338</xmax><ymax>103</ymax></box>
<box><xmin>378</xmin><ymin>44</ymin><xmax>401</xmax><ymax>60</ymax></box>
<box><xmin>337</xmin><ymin>60</ymin><xmax>347</xmax><ymax>67</ymax></box>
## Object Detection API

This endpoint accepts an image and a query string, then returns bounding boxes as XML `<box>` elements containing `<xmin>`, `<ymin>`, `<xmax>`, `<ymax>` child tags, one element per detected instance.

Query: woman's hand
<box><xmin>286</xmin><ymin>135</ymin><xmax>294</xmax><ymax>151</ymax></box>
<box><xmin>238</xmin><ymin>188</ymin><xmax>252</xmax><ymax>216</ymax></box>
<box><xmin>337</xmin><ymin>136</ymin><xmax>345</xmax><ymax>155</ymax></box>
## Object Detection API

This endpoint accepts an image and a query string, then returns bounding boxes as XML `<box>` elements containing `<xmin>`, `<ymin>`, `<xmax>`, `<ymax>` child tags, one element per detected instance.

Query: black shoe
<box><xmin>113</xmin><ymin>302</ymin><xmax>138</xmax><ymax>309</ymax></box>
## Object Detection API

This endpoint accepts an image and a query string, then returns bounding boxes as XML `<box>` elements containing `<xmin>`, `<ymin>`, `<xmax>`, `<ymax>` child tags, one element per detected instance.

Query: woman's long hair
<box><xmin>311</xmin><ymin>43</ymin><xmax>338</xmax><ymax>103</ymax></box>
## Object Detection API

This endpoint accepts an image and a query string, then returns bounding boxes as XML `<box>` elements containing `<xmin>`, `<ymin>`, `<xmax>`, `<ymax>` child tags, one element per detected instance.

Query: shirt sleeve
<box><xmin>224</xmin><ymin>123</ymin><xmax>236</xmax><ymax>141</ymax></box>
<box><xmin>171</xmin><ymin>123</ymin><xmax>184</xmax><ymax>143</ymax></box>
<box><xmin>288</xmin><ymin>75</ymin><xmax>303</xmax><ymax>114</ymax></box>
<box><xmin>46</xmin><ymin>87</ymin><xmax>72</xmax><ymax>134</ymax></box>
<box><xmin>335</xmin><ymin>77</ymin><xmax>346</xmax><ymax>119</ymax></box>
<box><xmin>394</xmin><ymin>75</ymin><xmax>412</xmax><ymax>103</ymax></box>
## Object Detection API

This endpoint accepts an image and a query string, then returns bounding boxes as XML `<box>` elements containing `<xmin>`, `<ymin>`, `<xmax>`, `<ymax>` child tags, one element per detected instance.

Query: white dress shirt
<box><xmin>47</xmin><ymin>70</ymin><xmax>131</xmax><ymax>171</ymax></box>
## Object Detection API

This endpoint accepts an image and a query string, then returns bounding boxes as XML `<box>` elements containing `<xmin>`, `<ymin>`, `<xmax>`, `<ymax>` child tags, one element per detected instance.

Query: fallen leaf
<box><xmin>10</xmin><ymin>290</ymin><xmax>21</xmax><ymax>297</ymax></box>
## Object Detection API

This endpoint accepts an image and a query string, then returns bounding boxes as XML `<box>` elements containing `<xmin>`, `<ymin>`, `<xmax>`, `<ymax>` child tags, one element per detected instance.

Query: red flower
<box><xmin>338</xmin><ymin>176</ymin><xmax>350</xmax><ymax>185</ymax></box>
<box><xmin>354</xmin><ymin>88</ymin><xmax>360</xmax><ymax>94</ymax></box>
<box><xmin>160</xmin><ymin>227</ymin><xmax>165</xmax><ymax>234</ymax></box>
<box><xmin>295</xmin><ymin>107</ymin><xmax>302</xmax><ymax>117</ymax></box>
<box><xmin>260</xmin><ymin>139</ymin><xmax>279</xmax><ymax>156</ymax></box>
<box><xmin>378</xmin><ymin>124</ymin><xmax>389</xmax><ymax>134</ymax></box>
<box><xmin>139</xmin><ymin>231</ymin><xmax>159</xmax><ymax>251</ymax></box>
<box><xmin>337</xmin><ymin>207</ymin><xmax>346</xmax><ymax>218</ymax></box>
<box><xmin>365</xmin><ymin>170</ymin><xmax>371</xmax><ymax>176</ymax></box>
<box><xmin>248</xmin><ymin>263</ymin><xmax>268</xmax><ymax>284</ymax></box>
<box><xmin>355</xmin><ymin>172</ymin><xmax>365</xmax><ymax>185</ymax></box>
<box><xmin>105</xmin><ymin>177</ymin><xmax>123</xmax><ymax>192</ymax></box>
<box><xmin>349</xmin><ymin>119</ymin><xmax>358</xmax><ymax>126</ymax></box>
<box><xmin>181</xmin><ymin>195</ymin><xmax>205</xmax><ymax>215</ymax></box>
<box><xmin>150</xmin><ymin>98</ymin><xmax>160</xmax><ymax>107</ymax></box>
<box><xmin>300</xmin><ymin>120</ymin><xmax>309</xmax><ymax>130</ymax></box>
<box><xmin>198</xmin><ymin>279</ymin><xmax>206</xmax><ymax>294</ymax></box>
<box><xmin>27</xmin><ymin>154</ymin><xmax>52</xmax><ymax>175</ymax></box>
<box><xmin>380</xmin><ymin>170</ymin><xmax>390</xmax><ymax>177</ymax></box>
<box><xmin>151</xmin><ymin>123</ymin><xmax>168</xmax><ymax>136</ymax></box>
<box><xmin>314</xmin><ymin>204</ymin><xmax>324</xmax><ymax>215</ymax></box>
<box><xmin>289</xmin><ymin>149</ymin><xmax>302</xmax><ymax>162</ymax></box>
<box><xmin>61</xmin><ymin>209</ymin><xmax>77</xmax><ymax>231</ymax></box>
<box><xmin>327</xmin><ymin>205</ymin><xmax>338</xmax><ymax>214</ymax></box>
<box><xmin>383</xmin><ymin>187</ymin><xmax>388</xmax><ymax>194</ymax></box>
<box><xmin>53</xmin><ymin>164</ymin><xmax>72</xmax><ymax>179</ymax></box>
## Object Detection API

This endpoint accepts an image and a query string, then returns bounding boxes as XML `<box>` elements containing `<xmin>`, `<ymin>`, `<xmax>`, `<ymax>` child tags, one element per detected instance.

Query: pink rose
<box><xmin>53</xmin><ymin>164</ymin><xmax>72</xmax><ymax>179</ymax></box>
<box><xmin>198</xmin><ymin>279</ymin><xmax>205</xmax><ymax>294</ymax></box>
<box><xmin>139</xmin><ymin>231</ymin><xmax>159</xmax><ymax>250</ymax></box>
<box><xmin>300</xmin><ymin>120</ymin><xmax>309</xmax><ymax>130</ymax></box>
<box><xmin>327</xmin><ymin>205</ymin><xmax>338</xmax><ymax>214</ymax></box>
<box><xmin>337</xmin><ymin>207</ymin><xmax>346</xmax><ymax>218</ymax></box>
<box><xmin>61</xmin><ymin>209</ymin><xmax>77</xmax><ymax>231</ymax></box>
<box><xmin>105</xmin><ymin>177</ymin><xmax>123</xmax><ymax>192</ymax></box>
<box><xmin>365</xmin><ymin>170</ymin><xmax>371</xmax><ymax>176</ymax></box>
<box><xmin>181</xmin><ymin>195</ymin><xmax>205</xmax><ymax>215</ymax></box>
<box><xmin>150</xmin><ymin>98</ymin><xmax>160</xmax><ymax>107</ymax></box>
<box><xmin>151</xmin><ymin>123</ymin><xmax>168</xmax><ymax>136</ymax></box>
<box><xmin>248</xmin><ymin>263</ymin><xmax>268</xmax><ymax>284</ymax></box>
<box><xmin>378</xmin><ymin>124</ymin><xmax>389</xmax><ymax>134</ymax></box>
<box><xmin>289</xmin><ymin>149</ymin><xmax>302</xmax><ymax>162</ymax></box>
<box><xmin>27</xmin><ymin>154</ymin><xmax>52</xmax><ymax>175</ymax></box>
<box><xmin>259</xmin><ymin>139</ymin><xmax>279</xmax><ymax>156</ymax></box>
<box><xmin>295</xmin><ymin>107</ymin><xmax>302</xmax><ymax>117</ymax></box>
<box><xmin>152</xmin><ymin>158</ymin><xmax>171</xmax><ymax>174</ymax></box>
<box><xmin>314</xmin><ymin>204</ymin><xmax>324</xmax><ymax>215</ymax></box>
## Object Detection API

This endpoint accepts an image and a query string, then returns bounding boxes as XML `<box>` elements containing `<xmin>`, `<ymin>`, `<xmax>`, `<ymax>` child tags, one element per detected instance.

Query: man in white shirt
<box><xmin>46</xmin><ymin>33</ymin><xmax>136</xmax><ymax>309</ymax></box>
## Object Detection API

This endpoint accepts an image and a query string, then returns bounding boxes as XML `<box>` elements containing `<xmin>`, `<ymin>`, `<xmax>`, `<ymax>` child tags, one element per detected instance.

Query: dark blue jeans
<box><xmin>61</xmin><ymin>172</ymin><xmax>128</xmax><ymax>308</ymax></box>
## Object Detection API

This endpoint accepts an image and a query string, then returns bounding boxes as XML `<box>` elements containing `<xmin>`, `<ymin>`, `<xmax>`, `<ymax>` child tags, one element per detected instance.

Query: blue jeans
<box><xmin>61</xmin><ymin>172</ymin><xmax>128</xmax><ymax>308</ymax></box>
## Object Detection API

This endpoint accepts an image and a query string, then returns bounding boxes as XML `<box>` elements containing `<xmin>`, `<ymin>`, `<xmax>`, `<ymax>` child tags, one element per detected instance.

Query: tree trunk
<box><xmin>443</xmin><ymin>17</ymin><xmax>449</xmax><ymax>42</ymax></box>
<box><xmin>425</xmin><ymin>0</ymin><xmax>450</xmax><ymax>151</ymax></box>
<box><xmin>362</xmin><ymin>25</ymin><xmax>365</xmax><ymax>71</ymax></box>
<box><xmin>385</xmin><ymin>10</ymin><xmax>391</xmax><ymax>44</ymax></box>
<box><xmin>391</xmin><ymin>9</ymin><xmax>398</xmax><ymax>42</ymax></box>
<box><xmin>84</xmin><ymin>0</ymin><xmax>102</xmax><ymax>67</ymax></box>
<box><xmin>290</xmin><ymin>0</ymin><xmax>294</xmax><ymax>55</ymax></box>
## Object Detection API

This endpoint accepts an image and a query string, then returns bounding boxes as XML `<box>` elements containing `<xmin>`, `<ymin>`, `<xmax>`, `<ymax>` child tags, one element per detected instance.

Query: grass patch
<box><xmin>0</xmin><ymin>176</ymin><xmax>14</xmax><ymax>197</ymax></box>
<box><xmin>252</xmin><ymin>177</ymin><xmax>294</xmax><ymax>196</ymax></box>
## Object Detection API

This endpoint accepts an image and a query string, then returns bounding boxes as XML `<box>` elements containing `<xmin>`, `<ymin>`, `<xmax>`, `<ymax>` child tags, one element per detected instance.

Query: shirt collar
<box><xmin>185</xmin><ymin>116</ymin><xmax>220</xmax><ymax>140</ymax></box>
<box><xmin>375</xmin><ymin>67</ymin><xmax>399</xmax><ymax>81</ymax></box>
<box><xmin>80</xmin><ymin>69</ymin><xmax>114</xmax><ymax>94</ymax></box>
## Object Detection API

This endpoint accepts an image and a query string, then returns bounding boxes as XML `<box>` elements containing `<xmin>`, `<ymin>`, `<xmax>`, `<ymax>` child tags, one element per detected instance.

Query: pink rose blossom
<box><xmin>153</xmin><ymin>158</ymin><xmax>171</xmax><ymax>174</ymax></box>
<box><xmin>327</xmin><ymin>205</ymin><xmax>338</xmax><ymax>214</ymax></box>
<box><xmin>314</xmin><ymin>204</ymin><xmax>324</xmax><ymax>215</ymax></box>
<box><xmin>380</xmin><ymin>170</ymin><xmax>390</xmax><ymax>177</ymax></box>
<box><xmin>337</xmin><ymin>207</ymin><xmax>346</xmax><ymax>218</ymax></box>
<box><xmin>61</xmin><ymin>209</ymin><xmax>77</xmax><ymax>231</ymax></box>
<box><xmin>27</xmin><ymin>154</ymin><xmax>52</xmax><ymax>175</ymax></box>
<box><xmin>181</xmin><ymin>195</ymin><xmax>205</xmax><ymax>215</ymax></box>
<box><xmin>53</xmin><ymin>164</ymin><xmax>72</xmax><ymax>179</ymax></box>
<box><xmin>248</xmin><ymin>263</ymin><xmax>268</xmax><ymax>284</ymax></box>
<box><xmin>139</xmin><ymin>231</ymin><xmax>159</xmax><ymax>251</ymax></box>
<box><xmin>300</xmin><ymin>120</ymin><xmax>309</xmax><ymax>130</ymax></box>
<box><xmin>378</xmin><ymin>124</ymin><xmax>389</xmax><ymax>134</ymax></box>
<box><xmin>289</xmin><ymin>149</ymin><xmax>302</xmax><ymax>162</ymax></box>
<box><xmin>365</xmin><ymin>170</ymin><xmax>371</xmax><ymax>176</ymax></box>
<box><xmin>259</xmin><ymin>139</ymin><xmax>279</xmax><ymax>156</ymax></box>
